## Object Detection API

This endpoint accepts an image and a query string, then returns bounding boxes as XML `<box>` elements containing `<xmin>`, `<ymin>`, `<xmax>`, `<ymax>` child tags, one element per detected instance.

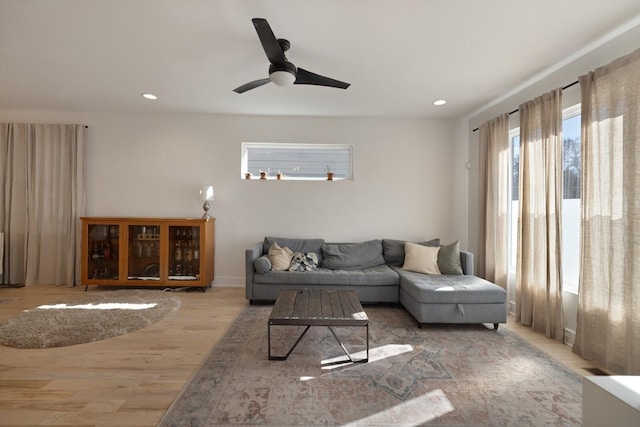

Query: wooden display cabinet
<box><xmin>81</xmin><ymin>217</ymin><xmax>215</xmax><ymax>291</ymax></box>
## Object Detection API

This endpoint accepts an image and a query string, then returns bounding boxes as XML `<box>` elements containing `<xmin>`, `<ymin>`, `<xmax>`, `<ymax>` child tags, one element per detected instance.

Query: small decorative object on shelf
<box><xmin>245</xmin><ymin>173</ymin><xmax>252</xmax><ymax>179</ymax></box>
<box><xmin>326</xmin><ymin>165</ymin><xmax>334</xmax><ymax>181</ymax></box>
<box><xmin>260</xmin><ymin>170</ymin><xmax>267</xmax><ymax>180</ymax></box>
<box><xmin>277</xmin><ymin>170</ymin><xmax>283</xmax><ymax>180</ymax></box>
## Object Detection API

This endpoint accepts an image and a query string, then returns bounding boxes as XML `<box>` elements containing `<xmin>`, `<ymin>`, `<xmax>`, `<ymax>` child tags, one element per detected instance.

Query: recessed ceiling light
<box><xmin>142</xmin><ymin>93</ymin><xmax>158</xmax><ymax>100</ymax></box>
<box><xmin>433</xmin><ymin>99</ymin><xmax>447</xmax><ymax>106</ymax></box>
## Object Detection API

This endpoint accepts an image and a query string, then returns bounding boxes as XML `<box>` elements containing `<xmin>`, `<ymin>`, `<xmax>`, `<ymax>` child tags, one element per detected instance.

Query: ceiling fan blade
<box><xmin>252</xmin><ymin>18</ymin><xmax>286</xmax><ymax>66</ymax></box>
<box><xmin>294</xmin><ymin>68</ymin><xmax>350</xmax><ymax>89</ymax></box>
<box><xmin>233</xmin><ymin>78</ymin><xmax>272</xmax><ymax>94</ymax></box>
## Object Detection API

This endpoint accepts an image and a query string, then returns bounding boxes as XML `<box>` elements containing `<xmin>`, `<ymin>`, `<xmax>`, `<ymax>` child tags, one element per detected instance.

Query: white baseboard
<box><xmin>564</xmin><ymin>328</ymin><xmax>576</xmax><ymax>348</ymax></box>
<box><xmin>508</xmin><ymin>300</ymin><xmax>516</xmax><ymax>316</ymax></box>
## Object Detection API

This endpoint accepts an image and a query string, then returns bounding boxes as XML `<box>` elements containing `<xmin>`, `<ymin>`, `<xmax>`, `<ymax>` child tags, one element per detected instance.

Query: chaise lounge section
<box><xmin>246</xmin><ymin>236</ymin><xmax>507</xmax><ymax>328</ymax></box>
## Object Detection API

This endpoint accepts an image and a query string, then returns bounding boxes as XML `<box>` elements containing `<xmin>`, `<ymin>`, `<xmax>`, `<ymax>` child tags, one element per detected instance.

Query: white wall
<box><xmin>0</xmin><ymin>110</ymin><xmax>457</xmax><ymax>285</ymax></box>
<box><xmin>457</xmin><ymin>21</ymin><xmax>640</xmax><ymax>340</ymax></box>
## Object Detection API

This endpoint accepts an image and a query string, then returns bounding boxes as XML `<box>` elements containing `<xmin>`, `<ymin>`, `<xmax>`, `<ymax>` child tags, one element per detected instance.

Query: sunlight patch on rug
<box><xmin>320</xmin><ymin>344</ymin><xmax>414</xmax><ymax>371</ymax></box>
<box><xmin>0</xmin><ymin>289</ymin><xmax>180</xmax><ymax>349</ymax></box>
<box><xmin>343</xmin><ymin>388</ymin><xmax>454</xmax><ymax>426</ymax></box>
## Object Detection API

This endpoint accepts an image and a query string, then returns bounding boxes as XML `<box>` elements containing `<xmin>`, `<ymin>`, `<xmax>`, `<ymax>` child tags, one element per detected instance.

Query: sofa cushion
<box><xmin>254</xmin><ymin>264</ymin><xmax>399</xmax><ymax>286</ymax></box>
<box><xmin>382</xmin><ymin>238</ymin><xmax>440</xmax><ymax>266</ymax></box>
<box><xmin>268</xmin><ymin>242</ymin><xmax>294</xmax><ymax>271</ymax></box>
<box><xmin>263</xmin><ymin>236</ymin><xmax>324</xmax><ymax>263</ymax></box>
<box><xmin>438</xmin><ymin>240</ymin><xmax>463</xmax><ymax>275</ymax></box>
<box><xmin>397</xmin><ymin>269</ymin><xmax>506</xmax><ymax>304</ymax></box>
<box><xmin>402</xmin><ymin>242</ymin><xmax>441</xmax><ymax>274</ymax></box>
<box><xmin>254</xmin><ymin>255</ymin><xmax>272</xmax><ymax>274</ymax></box>
<box><xmin>321</xmin><ymin>240</ymin><xmax>385</xmax><ymax>270</ymax></box>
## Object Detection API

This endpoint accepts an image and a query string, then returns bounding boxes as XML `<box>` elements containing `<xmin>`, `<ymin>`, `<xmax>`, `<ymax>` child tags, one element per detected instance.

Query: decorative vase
<box><xmin>327</xmin><ymin>172</ymin><xmax>334</xmax><ymax>181</ymax></box>
<box><xmin>260</xmin><ymin>171</ymin><xmax>267</xmax><ymax>180</ymax></box>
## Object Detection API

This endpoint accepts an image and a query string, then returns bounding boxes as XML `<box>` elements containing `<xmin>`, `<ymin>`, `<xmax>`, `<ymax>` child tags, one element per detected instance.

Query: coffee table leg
<box><xmin>269</xmin><ymin>323</ymin><xmax>311</xmax><ymax>361</ymax></box>
<box><xmin>327</xmin><ymin>324</ymin><xmax>369</xmax><ymax>363</ymax></box>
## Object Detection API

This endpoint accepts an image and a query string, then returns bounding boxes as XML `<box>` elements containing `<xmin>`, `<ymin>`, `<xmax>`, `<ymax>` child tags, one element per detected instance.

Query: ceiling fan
<box><xmin>233</xmin><ymin>18</ymin><xmax>350</xmax><ymax>94</ymax></box>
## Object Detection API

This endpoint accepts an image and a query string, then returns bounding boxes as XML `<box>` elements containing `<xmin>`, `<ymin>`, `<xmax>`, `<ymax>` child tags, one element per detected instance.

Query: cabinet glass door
<box><xmin>168</xmin><ymin>225</ymin><xmax>201</xmax><ymax>282</ymax></box>
<box><xmin>87</xmin><ymin>224</ymin><xmax>120</xmax><ymax>280</ymax></box>
<box><xmin>127</xmin><ymin>225</ymin><xmax>161</xmax><ymax>281</ymax></box>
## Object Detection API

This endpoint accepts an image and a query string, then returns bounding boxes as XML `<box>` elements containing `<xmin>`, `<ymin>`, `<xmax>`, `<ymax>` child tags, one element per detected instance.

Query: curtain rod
<box><xmin>471</xmin><ymin>79</ymin><xmax>579</xmax><ymax>132</ymax></box>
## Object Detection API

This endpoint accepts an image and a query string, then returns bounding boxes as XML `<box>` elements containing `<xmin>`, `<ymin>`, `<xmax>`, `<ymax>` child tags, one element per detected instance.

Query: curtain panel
<box><xmin>478</xmin><ymin>114</ymin><xmax>510</xmax><ymax>287</ymax></box>
<box><xmin>0</xmin><ymin>123</ymin><xmax>85</xmax><ymax>286</ymax></box>
<box><xmin>516</xmin><ymin>89</ymin><xmax>565</xmax><ymax>341</ymax></box>
<box><xmin>573</xmin><ymin>48</ymin><xmax>640</xmax><ymax>374</ymax></box>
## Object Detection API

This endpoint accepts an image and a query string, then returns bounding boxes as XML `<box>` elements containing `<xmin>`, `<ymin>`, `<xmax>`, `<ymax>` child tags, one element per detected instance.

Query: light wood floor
<box><xmin>0</xmin><ymin>284</ymin><xmax>602</xmax><ymax>426</ymax></box>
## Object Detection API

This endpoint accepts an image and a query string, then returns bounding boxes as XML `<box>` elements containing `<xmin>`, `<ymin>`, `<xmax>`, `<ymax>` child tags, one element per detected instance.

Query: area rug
<box><xmin>159</xmin><ymin>304</ymin><xmax>582</xmax><ymax>426</ymax></box>
<box><xmin>0</xmin><ymin>289</ymin><xmax>180</xmax><ymax>349</ymax></box>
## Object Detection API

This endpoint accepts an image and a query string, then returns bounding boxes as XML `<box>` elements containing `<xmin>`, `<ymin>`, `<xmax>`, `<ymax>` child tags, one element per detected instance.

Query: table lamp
<box><xmin>200</xmin><ymin>185</ymin><xmax>214</xmax><ymax>220</ymax></box>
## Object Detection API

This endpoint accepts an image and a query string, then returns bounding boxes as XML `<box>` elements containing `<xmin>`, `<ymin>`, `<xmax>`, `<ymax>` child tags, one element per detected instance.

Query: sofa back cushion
<box><xmin>321</xmin><ymin>239</ymin><xmax>385</xmax><ymax>270</ymax></box>
<box><xmin>382</xmin><ymin>238</ymin><xmax>440</xmax><ymax>266</ymax></box>
<box><xmin>263</xmin><ymin>236</ymin><xmax>325</xmax><ymax>263</ymax></box>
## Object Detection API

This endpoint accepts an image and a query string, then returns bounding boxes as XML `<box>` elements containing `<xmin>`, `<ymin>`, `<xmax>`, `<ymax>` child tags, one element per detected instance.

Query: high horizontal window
<box><xmin>242</xmin><ymin>142</ymin><xmax>353</xmax><ymax>180</ymax></box>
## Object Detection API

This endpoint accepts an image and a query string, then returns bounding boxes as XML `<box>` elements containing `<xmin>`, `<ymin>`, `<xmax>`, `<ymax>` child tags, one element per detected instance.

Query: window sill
<box><xmin>563</xmin><ymin>287</ymin><xmax>579</xmax><ymax>296</ymax></box>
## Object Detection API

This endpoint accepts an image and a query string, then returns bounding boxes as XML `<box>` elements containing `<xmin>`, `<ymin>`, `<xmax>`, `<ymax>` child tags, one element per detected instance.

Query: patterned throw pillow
<box><xmin>289</xmin><ymin>252</ymin><xmax>319</xmax><ymax>271</ymax></box>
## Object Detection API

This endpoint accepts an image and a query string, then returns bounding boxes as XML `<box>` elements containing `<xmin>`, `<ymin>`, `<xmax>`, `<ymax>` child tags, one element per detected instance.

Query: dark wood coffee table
<box><xmin>268</xmin><ymin>289</ymin><xmax>369</xmax><ymax>362</ymax></box>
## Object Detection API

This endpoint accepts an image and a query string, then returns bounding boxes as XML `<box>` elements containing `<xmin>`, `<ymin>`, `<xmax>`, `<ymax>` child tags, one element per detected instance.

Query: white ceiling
<box><xmin>1</xmin><ymin>0</ymin><xmax>639</xmax><ymax>119</ymax></box>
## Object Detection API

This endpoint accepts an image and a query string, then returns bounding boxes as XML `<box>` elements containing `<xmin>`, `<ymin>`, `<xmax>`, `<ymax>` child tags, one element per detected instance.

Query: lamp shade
<box><xmin>270</xmin><ymin>70</ymin><xmax>296</xmax><ymax>87</ymax></box>
<box><xmin>200</xmin><ymin>185</ymin><xmax>214</xmax><ymax>202</ymax></box>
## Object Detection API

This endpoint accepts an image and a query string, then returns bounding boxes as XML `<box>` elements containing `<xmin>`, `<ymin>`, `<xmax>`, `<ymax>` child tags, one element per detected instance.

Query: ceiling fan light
<box><xmin>270</xmin><ymin>70</ymin><xmax>296</xmax><ymax>87</ymax></box>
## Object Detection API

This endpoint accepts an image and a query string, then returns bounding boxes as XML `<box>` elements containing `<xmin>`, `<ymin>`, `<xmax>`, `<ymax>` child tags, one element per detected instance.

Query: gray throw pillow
<box><xmin>437</xmin><ymin>240</ymin><xmax>463</xmax><ymax>275</ymax></box>
<box><xmin>253</xmin><ymin>255</ymin><xmax>272</xmax><ymax>274</ymax></box>
<box><xmin>321</xmin><ymin>240</ymin><xmax>385</xmax><ymax>270</ymax></box>
<box><xmin>382</xmin><ymin>238</ymin><xmax>440</xmax><ymax>266</ymax></box>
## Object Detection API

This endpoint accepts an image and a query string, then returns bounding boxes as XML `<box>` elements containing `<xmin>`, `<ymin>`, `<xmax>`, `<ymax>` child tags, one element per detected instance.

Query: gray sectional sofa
<box><xmin>245</xmin><ymin>236</ymin><xmax>507</xmax><ymax>328</ymax></box>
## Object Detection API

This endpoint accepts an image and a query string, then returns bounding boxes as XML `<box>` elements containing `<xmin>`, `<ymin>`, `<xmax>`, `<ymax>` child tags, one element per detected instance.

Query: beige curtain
<box><xmin>0</xmin><ymin>123</ymin><xmax>85</xmax><ymax>286</ymax></box>
<box><xmin>573</xmin><ymin>48</ymin><xmax>640</xmax><ymax>374</ymax></box>
<box><xmin>478</xmin><ymin>114</ymin><xmax>510</xmax><ymax>287</ymax></box>
<box><xmin>516</xmin><ymin>89</ymin><xmax>564</xmax><ymax>341</ymax></box>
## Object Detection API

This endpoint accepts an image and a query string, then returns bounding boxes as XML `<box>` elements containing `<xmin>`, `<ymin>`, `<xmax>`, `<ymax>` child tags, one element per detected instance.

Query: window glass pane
<box><xmin>563</xmin><ymin>114</ymin><xmax>581</xmax><ymax>199</ymax></box>
<box><xmin>561</xmin><ymin>110</ymin><xmax>581</xmax><ymax>292</ymax></box>
<box><xmin>511</xmin><ymin>134</ymin><xmax>520</xmax><ymax>201</ymax></box>
<box><xmin>242</xmin><ymin>143</ymin><xmax>352</xmax><ymax>180</ymax></box>
<box><xmin>507</xmin><ymin>106</ymin><xmax>581</xmax><ymax>293</ymax></box>
<box><xmin>509</xmin><ymin>132</ymin><xmax>520</xmax><ymax>269</ymax></box>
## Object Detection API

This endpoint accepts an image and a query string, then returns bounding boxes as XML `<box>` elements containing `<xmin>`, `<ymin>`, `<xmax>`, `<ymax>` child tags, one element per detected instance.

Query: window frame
<box><xmin>507</xmin><ymin>103</ymin><xmax>582</xmax><ymax>293</ymax></box>
<box><xmin>241</xmin><ymin>142</ymin><xmax>354</xmax><ymax>181</ymax></box>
